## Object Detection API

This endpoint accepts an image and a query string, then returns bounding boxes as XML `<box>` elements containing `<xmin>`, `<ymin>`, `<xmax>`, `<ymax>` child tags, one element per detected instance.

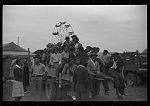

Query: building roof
<box><xmin>141</xmin><ymin>49</ymin><xmax>147</xmax><ymax>54</ymax></box>
<box><xmin>3</xmin><ymin>42</ymin><xmax>27</xmax><ymax>52</ymax></box>
<box><xmin>3</xmin><ymin>42</ymin><xmax>35</xmax><ymax>57</ymax></box>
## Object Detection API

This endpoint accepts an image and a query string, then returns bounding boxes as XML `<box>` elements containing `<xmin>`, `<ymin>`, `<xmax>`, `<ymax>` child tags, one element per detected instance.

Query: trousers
<box><xmin>30</xmin><ymin>77</ymin><xmax>43</xmax><ymax>101</ymax></box>
<box><xmin>75</xmin><ymin>83</ymin><xmax>89</xmax><ymax>101</ymax></box>
<box><xmin>108</xmin><ymin>69</ymin><xmax>125</xmax><ymax>88</ymax></box>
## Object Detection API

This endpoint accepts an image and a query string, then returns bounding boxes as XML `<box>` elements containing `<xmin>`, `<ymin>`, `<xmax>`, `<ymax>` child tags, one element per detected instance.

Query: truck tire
<box><xmin>126</xmin><ymin>72</ymin><xmax>137</xmax><ymax>86</ymax></box>
<box><xmin>136</xmin><ymin>74</ymin><xmax>141</xmax><ymax>85</ymax></box>
<box><xmin>45</xmin><ymin>79</ymin><xmax>57</xmax><ymax>100</ymax></box>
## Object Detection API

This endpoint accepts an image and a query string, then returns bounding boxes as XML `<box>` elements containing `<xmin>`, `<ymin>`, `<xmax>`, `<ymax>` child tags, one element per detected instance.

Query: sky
<box><xmin>3</xmin><ymin>5</ymin><xmax>147</xmax><ymax>53</ymax></box>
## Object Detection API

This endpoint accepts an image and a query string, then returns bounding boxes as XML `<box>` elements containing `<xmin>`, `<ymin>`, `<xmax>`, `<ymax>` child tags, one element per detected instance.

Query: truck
<box><xmin>120</xmin><ymin>49</ymin><xmax>147</xmax><ymax>86</ymax></box>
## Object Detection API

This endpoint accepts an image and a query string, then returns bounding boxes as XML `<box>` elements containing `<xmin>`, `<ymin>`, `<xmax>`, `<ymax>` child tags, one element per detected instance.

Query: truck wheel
<box><xmin>45</xmin><ymin>79</ymin><xmax>57</xmax><ymax>100</ymax></box>
<box><xmin>136</xmin><ymin>75</ymin><xmax>141</xmax><ymax>85</ymax></box>
<box><xmin>126</xmin><ymin>72</ymin><xmax>137</xmax><ymax>86</ymax></box>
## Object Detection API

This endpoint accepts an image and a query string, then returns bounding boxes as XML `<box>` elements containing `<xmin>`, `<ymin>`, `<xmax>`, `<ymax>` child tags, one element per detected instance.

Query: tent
<box><xmin>3</xmin><ymin>42</ymin><xmax>35</xmax><ymax>79</ymax></box>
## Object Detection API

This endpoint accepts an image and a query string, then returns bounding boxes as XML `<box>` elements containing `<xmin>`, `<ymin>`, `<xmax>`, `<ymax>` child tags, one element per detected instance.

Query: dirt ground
<box><xmin>3</xmin><ymin>80</ymin><xmax>147</xmax><ymax>101</ymax></box>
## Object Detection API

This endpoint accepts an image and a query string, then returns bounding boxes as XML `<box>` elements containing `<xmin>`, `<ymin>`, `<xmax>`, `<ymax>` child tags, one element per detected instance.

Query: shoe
<box><xmin>117</xmin><ymin>95</ymin><xmax>124</xmax><ymax>100</ymax></box>
<box><xmin>104</xmin><ymin>92</ymin><xmax>110</xmax><ymax>96</ymax></box>
<box><xmin>123</xmin><ymin>93</ymin><xmax>128</xmax><ymax>96</ymax></box>
<box><xmin>72</xmin><ymin>96</ymin><xmax>76</xmax><ymax>100</ymax></box>
<box><xmin>89</xmin><ymin>93</ymin><xmax>92</xmax><ymax>98</ymax></box>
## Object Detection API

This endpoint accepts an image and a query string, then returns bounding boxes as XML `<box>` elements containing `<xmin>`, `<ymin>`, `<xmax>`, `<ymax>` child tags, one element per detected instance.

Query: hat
<box><xmin>71</xmin><ymin>35</ymin><xmax>77</xmax><ymax>38</ymax></box>
<box><xmin>112</xmin><ymin>52</ymin><xmax>119</xmax><ymax>57</ymax></box>
<box><xmin>33</xmin><ymin>55</ymin><xmax>41</xmax><ymax>59</ymax></box>
<box><xmin>90</xmin><ymin>53</ymin><xmax>98</xmax><ymax>57</ymax></box>
<box><xmin>53</xmin><ymin>45</ymin><xmax>59</xmax><ymax>50</ymax></box>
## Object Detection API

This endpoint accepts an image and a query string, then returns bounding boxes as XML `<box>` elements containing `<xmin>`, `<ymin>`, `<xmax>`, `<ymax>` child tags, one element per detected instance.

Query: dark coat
<box><xmin>13</xmin><ymin>65</ymin><xmax>23</xmax><ymax>82</ymax></box>
<box><xmin>107</xmin><ymin>57</ymin><xmax>124</xmax><ymax>73</ymax></box>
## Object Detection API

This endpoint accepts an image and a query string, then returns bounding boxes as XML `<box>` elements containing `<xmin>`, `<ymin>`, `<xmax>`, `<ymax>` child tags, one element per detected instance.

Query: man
<box><xmin>50</xmin><ymin>46</ymin><xmax>62</xmax><ymax>80</ymax></box>
<box><xmin>30</xmin><ymin>55</ymin><xmax>47</xmax><ymax>101</ymax></box>
<box><xmin>63</xmin><ymin>36</ymin><xmax>70</xmax><ymax>46</ymax></box>
<box><xmin>107</xmin><ymin>53</ymin><xmax>127</xmax><ymax>99</ymax></box>
<box><xmin>61</xmin><ymin>45</ymin><xmax>69</xmax><ymax>72</ymax></box>
<box><xmin>62</xmin><ymin>53</ymin><xmax>77</xmax><ymax>100</ymax></box>
<box><xmin>84</xmin><ymin>46</ymin><xmax>92</xmax><ymax>56</ymax></box>
<box><xmin>100</xmin><ymin>50</ymin><xmax>111</xmax><ymax>74</ymax></box>
<box><xmin>74</xmin><ymin>37</ymin><xmax>82</xmax><ymax>56</ymax></box>
<box><xmin>100</xmin><ymin>50</ymin><xmax>111</xmax><ymax>66</ymax></box>
<box><xmin>46</xmin><ymin>48</ymin><xmax>52</xmax><ymax>67</ymax></box>
<box><xmin>42</xmin><ymin>49</ymin><xmax>47</xmax><ymax>66</ymax></box>
<box><xmin>73</xmin><ymin>55</ymin><xmax>90</xmax><ymax>101</ymax></box>
<box><xmin>87</xmin><ymin>53</ymin><xmax>110</xmax><ymax>97</ymax></box>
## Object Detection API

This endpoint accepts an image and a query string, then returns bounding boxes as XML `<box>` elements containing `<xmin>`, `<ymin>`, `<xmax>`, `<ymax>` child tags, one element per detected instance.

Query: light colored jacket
<box><xmin>86</xmin><ymin>58</ymin><xmax>100</xmax><ymax>75</ymax></box>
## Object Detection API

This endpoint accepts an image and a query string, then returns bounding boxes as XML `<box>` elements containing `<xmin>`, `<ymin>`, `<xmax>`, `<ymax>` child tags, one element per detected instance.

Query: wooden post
<box><xmin>27</xmin><ymin>48</ymin><xmax>32</xmax><ymax>70</ymax></box>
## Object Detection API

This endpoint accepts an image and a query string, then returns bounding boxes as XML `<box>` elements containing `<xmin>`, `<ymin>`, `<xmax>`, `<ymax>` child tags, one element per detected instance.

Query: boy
<box><xmin>87</xmin><ymin>53</ymin><xmax>110</xmax><ymax>97</ymax></box>
<box><xmin>30</xmin><ymin>55</ymin><xmax>47</xmax><ymax>101</ymax></box>
<box><xmin>50</xmin><ymin>46</ymin><xmax>62</xmax><ymax>80</ymax></box>
<box><xmin>73</xmin><ymin>55</ymin><xmax>90</xmax><ymax>101</ymax></box>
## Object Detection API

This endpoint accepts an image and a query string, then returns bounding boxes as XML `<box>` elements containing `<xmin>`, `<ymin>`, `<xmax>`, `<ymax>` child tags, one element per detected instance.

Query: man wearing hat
<box><xmin>30</xmin><ymin>55</ymin><xmax>47</xmax><ymax>101</ymax></box>
<box><xmin>107</xmin><ymin>52</ymin><xmax>127</xmax><ymax>99</ymax></box>
<box><xmin>70</xmin><ymin>35</ymin><xmax>77</xmax><ymax>47</ymax></box>
<box><xmin>87</xmin><ymin>53</ymin><xmax>110</xmax><ymax>98</ymax></box>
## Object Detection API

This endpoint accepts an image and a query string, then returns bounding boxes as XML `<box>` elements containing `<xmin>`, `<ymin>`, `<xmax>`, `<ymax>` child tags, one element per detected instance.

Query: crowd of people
<box><xmin>9</xmin><ymin>34</ymin><xmax>128</xmax><ymax>101</ymax></box>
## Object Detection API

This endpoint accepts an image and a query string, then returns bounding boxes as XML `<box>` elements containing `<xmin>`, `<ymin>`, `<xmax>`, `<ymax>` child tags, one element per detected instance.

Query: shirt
<box><xmin>61</xmin><ymin>51</ymin><xmax>69</xmax><ymax>59</ymax></box>
<box><xmin>50</xmin><ymin>53</ymin><xmax>62</xmax><ymax>65</ymax></box>
<box><xmin>110</xmin><ymin>59</ymin><xmax>118</xmax><ymax>69</ymax></box>
<box><xmin>30</xmin><ymin>63</ymin><xmax>47</xmax><ymax>75</ymax></box>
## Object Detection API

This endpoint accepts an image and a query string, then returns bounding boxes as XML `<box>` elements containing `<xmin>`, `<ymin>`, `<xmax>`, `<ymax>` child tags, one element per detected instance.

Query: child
<box><xmin>12</xmin><ymin>58</ymin><xmax>24</xmax><ymax>101</ymax></box>
<box><xmin>73</xmin><ymin>55</ymin><xmax>90</xmax><ymax>101</ymax></box>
